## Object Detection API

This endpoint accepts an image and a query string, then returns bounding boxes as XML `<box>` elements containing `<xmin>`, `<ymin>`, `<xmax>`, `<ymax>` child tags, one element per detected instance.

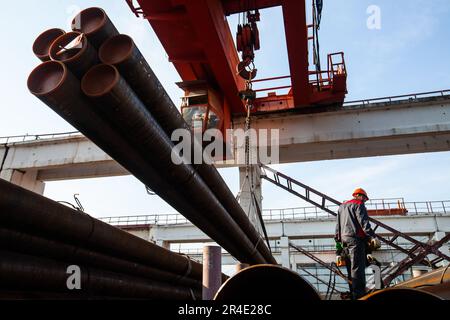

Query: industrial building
<box><xmin>0</xmin><ymin>0</ymin><xmax>449</xmax><ymax>302</ymax></box>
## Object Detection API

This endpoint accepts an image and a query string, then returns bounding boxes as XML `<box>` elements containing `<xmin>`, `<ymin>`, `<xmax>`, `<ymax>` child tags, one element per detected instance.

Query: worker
<box><xmin>334</xmin><ymin>188</ymin><xmax>381</xmax><ymax>299</ymax></box>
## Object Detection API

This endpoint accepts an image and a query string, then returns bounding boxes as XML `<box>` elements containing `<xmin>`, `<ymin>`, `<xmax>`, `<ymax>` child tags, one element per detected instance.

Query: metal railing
<box><xmin>100</xmin><ymin>200</ymin><xmax>450</xmax><ymax>227</ymax></box>
<box><xmin>343</xmin><ymin>89</ymin><xmax>450</xmax><ymax>108</ymax></box>
<box><xmin>0</xmin><ymin>131</ymin><xmax>82</xmax><ymax>145</ymax></box>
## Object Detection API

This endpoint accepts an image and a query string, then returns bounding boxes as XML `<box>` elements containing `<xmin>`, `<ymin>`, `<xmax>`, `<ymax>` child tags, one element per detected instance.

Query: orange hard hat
<box><xmin>353</xmin><ymin>188</ymin><xmax>369</xmax><ymax>200</ymax></box>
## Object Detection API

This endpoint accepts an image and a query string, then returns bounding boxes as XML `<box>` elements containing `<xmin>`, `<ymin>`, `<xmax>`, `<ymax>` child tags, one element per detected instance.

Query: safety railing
<box><xmin>0</xmin><ymin>131</ymin><xmax>82</xmax><ymax>145</ymax></box>
<box><xmin>343</xmin><ymin>89</ymin><xmax>450</xmax><ymax>108</ymax></box>
<box><xmin>100</xmin><ymin>200</ymin><xmax>450</xmax><ymax>227</ymax></box>
<box><xmin>100</xmin><ymin>213</ymin><xmax>191</xmax><ymax>227</ymax></box>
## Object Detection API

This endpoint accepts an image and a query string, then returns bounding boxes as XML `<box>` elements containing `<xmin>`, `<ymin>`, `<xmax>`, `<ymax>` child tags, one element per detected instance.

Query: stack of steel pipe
<box><xmin>29</xmin><ymin>7</ymin><xmax>275</xmax><ymax>265</ymax></box>
<box><xmin>0</xmin><ymin>179</ymin><xmax>204</xmax><ymax>300</ymax></box>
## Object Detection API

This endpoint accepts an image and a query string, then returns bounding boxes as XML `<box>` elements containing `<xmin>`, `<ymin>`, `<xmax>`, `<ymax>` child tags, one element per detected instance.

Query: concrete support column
<box><xmin>238</xmin><ymin>165</ymin><xmax>262</xmax><ymax>229</ymax></box>
<box><xmin>433</xmin><ymin>231</ymin><xmax>450</xmax><ymax>266</ymax></box>
<box><xmin>202</xmin><ymin>245</ymin><xmax>222</xmax><ymax>300</ymax></box>
<box><xmin>0</xmin><ymin>169</ymin><xmax>45</xmax><ymax>195</ymax></box>
<box><xmin>278</xmin><ymin>236</ymin><xmax>291</xmax><ymax>269</ymax></box>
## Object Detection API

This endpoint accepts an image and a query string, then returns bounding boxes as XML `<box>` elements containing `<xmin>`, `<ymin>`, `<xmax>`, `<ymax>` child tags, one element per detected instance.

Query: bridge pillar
<box><xmin>238</xmin><ymin>165</ymin><xmax>262</xmax><ymax>230</ymax></box>
<box><xmin>0</xmin><ymin>169</ymin><xmax>45</xmax><ymax>195</ymax></box>
<box><xmin>279</xmin><ymin>236</ymin><xmax>291</xmax><ymax>269</ymax></box>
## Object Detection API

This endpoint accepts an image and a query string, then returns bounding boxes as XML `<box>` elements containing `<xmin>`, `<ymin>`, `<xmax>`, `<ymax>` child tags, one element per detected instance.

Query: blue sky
<box><xmin>0</xmin><ymin>0</ymin><xmax>449</xmax><ymax>217</ymax></box>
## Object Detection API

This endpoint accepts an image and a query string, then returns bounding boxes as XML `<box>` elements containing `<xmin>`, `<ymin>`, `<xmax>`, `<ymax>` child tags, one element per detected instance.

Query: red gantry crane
<box><xmin>126</xmin><ymin>0</ymin><xmax>347</xmax><ymax>140</ymax></box>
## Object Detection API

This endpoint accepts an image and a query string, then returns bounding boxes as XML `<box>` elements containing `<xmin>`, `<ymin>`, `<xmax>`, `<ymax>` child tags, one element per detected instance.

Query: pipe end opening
<box><xmin>71</xmin><ymin>7</ymin><xmax>107</xmax><ymax>35</ymax></box>
<box><xmin>33</xmin><ymin>28</ymin><xmax>66</xmax><ymax>60</ymax></box>
<box><xmin>81</xmin><ymin>64</ymin><xmax>119</xmax><ymax>97</ymax></box>
<box><xmin>49</xmin><ymin>32</ymin><xmax>87</xmax><ymax>63</ymax></box>
<box><xmin>99</xmin><ymin>34</ymin><xmax>134</xmax><ymax>65</ymax></box>
<box><xmin>27</xmin><ymin>61</ymin><xmax>67</xmax><ymax>96</ymax></box>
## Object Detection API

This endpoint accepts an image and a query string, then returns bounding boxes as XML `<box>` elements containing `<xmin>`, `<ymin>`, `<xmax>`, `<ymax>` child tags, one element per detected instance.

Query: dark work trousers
<box><xmin>343</xmin><ymin>237</ymin><xmax>367</xmax><ymax>299</ymax></box>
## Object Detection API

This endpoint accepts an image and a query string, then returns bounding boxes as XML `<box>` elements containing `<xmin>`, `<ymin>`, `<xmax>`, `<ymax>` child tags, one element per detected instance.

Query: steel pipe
<box><xmin>0</xmin><ymin>178</ymin><xmax>202</xmax><ymax>282</ymax></box>
<box><xmin>361</xmin><ymin>285</ymin><xmax>450</xmax><ymax>301</ymax></box>
<box><xmin>99</xmin><ymin>35</ymin><xmax>275</xmax><ymax>264</ymax></box>
<box><xmin>32</xmin><ymin>28</ymin><xmax>65</xmax><ymax>61</ymax></box>
<box><xmin>81</xmin><ymin>64</ymin><xmax>266</xmax><ymax>264</ymax></box>
<box><xmin>71</xmin><ymin>7</ymin><xmax>119</xmax><ymax>48</ymax></box>
<box><xmin>214</xmin><ymin>265</ymin><xmax>321</xmax><ymax>301</ymax></box>
<box><xmin>49</xmin><ymin>31</ymin><xmax>98</xmax><ymax>78</ymax></box>
<box><xmin>395</xmin><ymin>266</ymin><xmax>450</xmax><ymax>289</ymax></box>
<box><xmin>26</xmin><ymin>61</ymin><xmax>253</xmax><ymax>266</ymax></box>
<box><xmin>0</xmin><ymin>251</ymin><xmax>200</xmax><ymax>300</ymax></box>
<box><xmin>362</xmin><ymin>266</ymin><xmax>450</xmax><ymax>300</ymax></box>
<box><xmin>0</xmin><ymin>227</ymin><xmax>201</xmax><ymax>288</ymax></box>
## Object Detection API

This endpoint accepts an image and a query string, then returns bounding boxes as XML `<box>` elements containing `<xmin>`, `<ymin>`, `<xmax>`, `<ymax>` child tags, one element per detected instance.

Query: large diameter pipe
<box><xmin>0</xmin><ymin>227</ymin><xmax>200</xmax><ymax>289</ymax></box>
<box><xmin>71</xmin><ymin>7</ymin><xmax>119</xmax><ymax>48</ymax></box>
<box><xmin>26</xmin><ymin>61</ymin><xmax>242</xmax><ymax>271</ymax></box>
<box><xmin>395</xmin><ymin>266</ymin><xmax>450</xmax><ymax>289</ymax></box>
<box><xmin>99</xmin><ymin>35</ymin><xmax>275</xmax><ymax>264</ymax></box>
<box><xmin>214</xmin><ymin>265</ymin><xmax>321</xmax><ymax>301</ymax></box>
<box><xmin>362</xmin><ymin>267</ymin><xmax>450</xmax><ymax>301</ymax></box>
<box><xmin>0</xmin><ymin>178</ymin><xmax>202</xmax><ymax>282</ymax></box>
<box><xmin>361</xmin><ymin>285</ymin><xmax>450</xmax><ymax>301</ymax></box>
<box><xmin>0</xmin><ymin>251</ymin><xmax>200</xmax><ymax>300</ymax></box>
<box><xmin>32</xmin><ymin>28</ymin><xmax>65</xmax><ymax>62</ymax></box>
<box><xmin>0</xmin><ymin>290</ymin><xmax>117</xmax><ymax>300</ymax></box>
<box><xmin>49</xmin><ymin>31</ymin><xmax>98</xmax><ymax>78</ymax></box>
<box><xmin>81</xmin><ymin>64</ymin><xmax>266</xmax><ymax>265</ymax></box>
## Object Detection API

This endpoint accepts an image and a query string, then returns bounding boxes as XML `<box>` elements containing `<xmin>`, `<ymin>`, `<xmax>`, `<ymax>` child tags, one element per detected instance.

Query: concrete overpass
<box><xmin>1</xmin><ymin>91</ymin><xmax>449</xmax><ymax>194</ymax></box>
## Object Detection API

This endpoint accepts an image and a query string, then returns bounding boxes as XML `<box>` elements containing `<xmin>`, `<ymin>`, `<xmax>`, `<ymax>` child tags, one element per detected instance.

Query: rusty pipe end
<box><xmin>71</xmin><ymin>7</ymin><xmax>108</xmax><ymax>35</ymax></box>
<box><xmin>214</xmin><ymin>264</ymin><xmax>321</xmax><ymax>301</ymax></box>
<box><xmin>81</xmin><ymin>64</ymin><xmax>120</xmax><ymax>97</ymax></box>
<box><xmin>99</xmin><ymin>34</ymin><xmax>134</xmax><ymax>65</ymax></box>
<box><xmin>33</xmin><ymin>28</ymin><xmax>66</xmax><ymax>62</ymax></box>
<box><xmin>27</xmin><ymin>61</ymin><xmax>67</xmax><ymax>96</ymax></box>
<box><xmin>361</xmin><ymin>287</ymin><xmax>444</xmax><ymax>301</ymax></box>
<box><xmin>49</xmin><ymin>32</ymin><xmax>88</xmax><ymax>63</ymax></box>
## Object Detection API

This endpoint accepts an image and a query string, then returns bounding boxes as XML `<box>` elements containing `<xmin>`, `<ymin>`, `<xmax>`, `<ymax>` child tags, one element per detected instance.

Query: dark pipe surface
<box><xmin>361</xmin><ymin>287</ymin><xmax>445</xmax><ymax>301</ymax></box>
<box><xmin>0</xmin><ymin>227</ymin><xmax>200</xmax><ymax>288</ymax></box>
<box><xmin>81</xmin><ymin>64</ymin><xmax>266</xmax><ymax>264</ymax></box>
<box><xmin>0</xmin><ymin>178</ymin><xmax>202</xmax><ymax>282</ymax></box>
<box><xmin>0</xmin><ymin>251</ymin><xmax>200</xmax><ymax>300</ymax></box>
<box><xmin>26</xmin><ymin>61</ymin><xmax>248</xmax><ymax>269</ymax></box>
<box><xmin>32</xmin><ymin>28</ymin><xmax>66</xmax><ymax>62</ymax></box>
<box><xmin>0</xmin><ymin>290</ymin><xmax>119</xmax><ymax>300</ymax></box>
<box><xmin>214</xmin><ymin>265</ymin><xmax>321</xmax><ymax>301</ymax></box>
<box><xmin>99</xmin><ymin>35</ymin><xmax>275</xmax><ymax>264</ymax></box>
<box><xmin>49</xmin><ymin>31</ymin><xmax>98</xmax><ymax>78</ymax></box>
<box><xmin>72</xmin><ymin>7</ymin><xmax>119</xmax><ymax>48</ymax></box>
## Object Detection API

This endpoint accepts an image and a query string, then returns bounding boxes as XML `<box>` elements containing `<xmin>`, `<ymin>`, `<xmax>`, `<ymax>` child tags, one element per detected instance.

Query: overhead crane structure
<box><xmin>126</xmin><ymin>0</ymin><xmax>347</xmax><ymax>145</ymax></box>
<box><xmin>1</xmin><ymin>0</ymin><xmax>448</xmax><ymax>300</ymax></box>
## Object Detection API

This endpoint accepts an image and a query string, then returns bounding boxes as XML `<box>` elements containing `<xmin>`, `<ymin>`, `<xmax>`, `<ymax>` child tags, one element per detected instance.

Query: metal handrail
<box><xmin>100</xmin><ymin>200</ymin><xmax>450</xmax><ymax>227</ymax></box>
<box><xmin>0</xmin><ymin>131</ymin><xmax>82</xmax><ymax>145</ymax></box>
<box><xmin>344</xmin><ymin>89</ymin><xmax>450</xmax><ymax>107</ymax></box>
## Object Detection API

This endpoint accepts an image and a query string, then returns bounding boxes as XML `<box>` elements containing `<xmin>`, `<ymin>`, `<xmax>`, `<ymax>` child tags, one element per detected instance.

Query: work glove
<box><xmin>336</xmin><ymin>255</ymin><xmax>346</xmax><ymax>267</ymax></box>
<box><xmin>369</xmin><ymin>237</ymin><xmax>381</xmax><ymax>250</ymax></box>
<box><xmin>335</xmin><ymin>241</ymin><xmax>343</xmax><ymax>255</ymax></box>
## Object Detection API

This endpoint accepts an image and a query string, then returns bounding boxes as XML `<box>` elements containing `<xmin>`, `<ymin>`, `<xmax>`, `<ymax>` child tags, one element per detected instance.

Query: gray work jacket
<box><xmin>335</xmin><ymin>199</ymin><xmax>375</xmax><ymax>242</ymax></box>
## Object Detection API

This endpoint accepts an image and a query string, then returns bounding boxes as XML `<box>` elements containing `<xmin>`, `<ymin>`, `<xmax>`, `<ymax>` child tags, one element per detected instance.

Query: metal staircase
<box><xmin>260</xmin><ymin>164</ymin><xmax>450</xmax><ymax>286</ymax></box>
